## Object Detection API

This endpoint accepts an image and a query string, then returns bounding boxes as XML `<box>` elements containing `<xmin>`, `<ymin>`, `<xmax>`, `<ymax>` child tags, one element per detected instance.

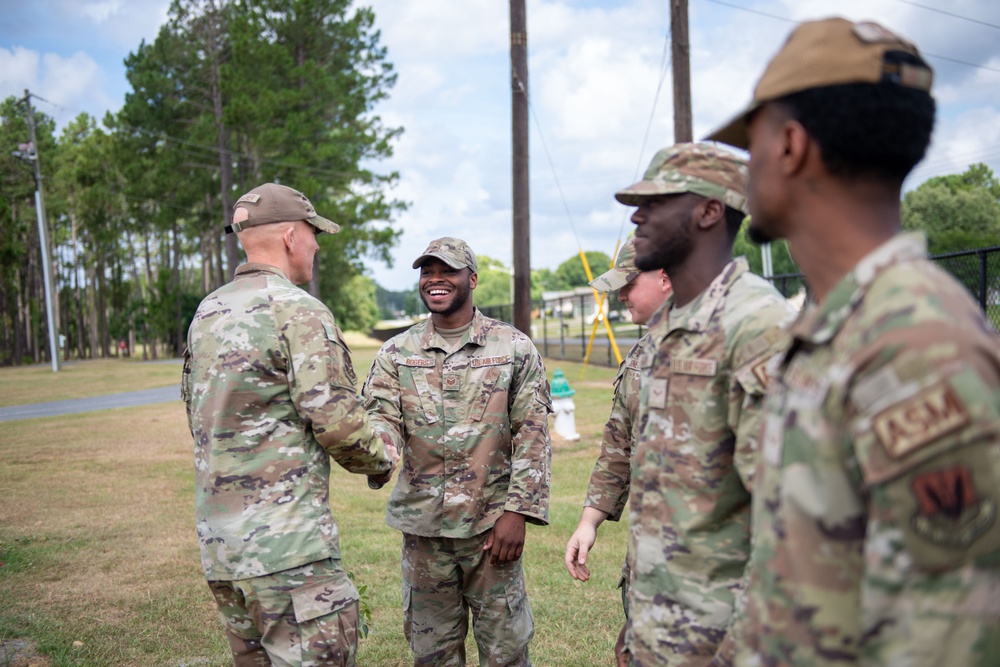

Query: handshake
<box><xmin>367</xmin><ymin>432</ymin><xmax>400</xmax><ymax>490</ymax></box>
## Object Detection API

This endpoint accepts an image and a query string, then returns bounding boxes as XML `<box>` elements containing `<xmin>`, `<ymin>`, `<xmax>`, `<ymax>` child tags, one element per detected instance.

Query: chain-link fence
<box><xmin>478</xmin><ymin>245</ymin><xmax>1000</xmax><ymax>368</ymax></box>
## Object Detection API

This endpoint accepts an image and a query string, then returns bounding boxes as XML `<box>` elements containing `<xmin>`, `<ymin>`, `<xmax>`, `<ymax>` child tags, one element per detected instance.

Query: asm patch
<box><xmin>910</xmin><ymin>465</ymin><xmax>996</xmax><ymax>548</ymax></box>
<box><xmin>625</xmin><ymin>356</ymin><xmax>642</xmax><ymax>372</ymax></box>
<box><xmin>400</xmin><ymin>356</ymin><xmax>435</xmax><ymax>368</ymax></box>
<box><xmin>672</xmin><ymin>358</ymin><xmax>717</xmax><ymax>377</ymax></box>
<box><xmin>873</xmin><ymin>383</ymin><xmax>970</xmax><ymax>458</ymax></box>
<box><xmin>470</xmin><ymin>355</ymin><xmax>511</xmax><ymax>368</ymax></box>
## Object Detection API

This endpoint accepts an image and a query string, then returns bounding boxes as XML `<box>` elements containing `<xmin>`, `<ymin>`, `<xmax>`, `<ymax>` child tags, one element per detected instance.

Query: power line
<box><xmin>701</xmin><ymin>0</ymin><xmax>1000</xmax><ymax>75</ymax></box>
<box><xmin>891</xmin><ymin>0</ymin><xmax>1000</xmax><ymax>31</ymax></box>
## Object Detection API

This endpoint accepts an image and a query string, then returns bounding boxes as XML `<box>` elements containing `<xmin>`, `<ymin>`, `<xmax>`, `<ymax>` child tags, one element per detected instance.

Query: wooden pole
<box><xmin>510</xmin><ymin>0</ymin><xmax>532</xmax><ymax>336</ymax></box>
<box><xmin>671</xmin><ymin>0</ymin><xmax>692</xmax><ymax>143</ymax></box>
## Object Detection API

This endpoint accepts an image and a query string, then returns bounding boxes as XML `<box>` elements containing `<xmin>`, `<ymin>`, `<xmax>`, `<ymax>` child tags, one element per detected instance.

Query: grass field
<box><xmin>0</xmin><ymin>348</ymin><xmax>627</xmax><ymax>666</ymax></box>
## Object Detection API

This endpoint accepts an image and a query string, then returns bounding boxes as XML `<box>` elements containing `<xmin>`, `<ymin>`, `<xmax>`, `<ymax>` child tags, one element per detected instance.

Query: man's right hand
<box><xmin>368</xmin><ymin>441</ymin><xmax>399</xmax><ymax>489</ymax></box>
<box><xmin>564</xmin><ymin>522</ymin><xmax>597</xmax><ymax>581</ymax></box>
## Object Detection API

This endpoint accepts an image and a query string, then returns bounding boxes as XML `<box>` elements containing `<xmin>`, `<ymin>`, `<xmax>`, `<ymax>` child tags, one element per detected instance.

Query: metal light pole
<box><xmin>21</xmin><ymin>90</ymin><xmax>60</xmax><ymax>372</ymax></box>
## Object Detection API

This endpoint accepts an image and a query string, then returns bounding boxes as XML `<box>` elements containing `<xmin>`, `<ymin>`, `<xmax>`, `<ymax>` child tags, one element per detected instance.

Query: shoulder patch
<box><xmin>750</xmin><ymin>355</ymin><xmax>773</xmax><ymax>389</ymax></box>
<box><xmin>400</xmin><ymin>356</ymin><xmax>435</xmax><ymax>368</ymax></box>
<box><xmin>672</xmin><ymin>357</ymin><xmax>717</xmax><ymax>377</ymax></box>
<box><xmin>625</xmin><ymin>356</ymin><xmax>642</xmax><ymax>372</ymax></box>
<box><xmin>873</xmin><ymin>382</ymin><xmax>970</xmax><ymax>458</ymax></box>
<box><xmin>470</xmin><ymin>354</ymin><xmax>512</xmax><ymax>368</ymax></box>
<box><xmin>910</xmin><ymin>464</ymin><xmax>996</xmax><ymax>548</ymax></box>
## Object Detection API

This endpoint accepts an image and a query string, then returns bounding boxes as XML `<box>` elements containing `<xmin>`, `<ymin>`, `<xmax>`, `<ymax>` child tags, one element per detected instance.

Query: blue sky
<box><xmin>2</xmin><ymin>0</ymin><xmax>999</xmax><ymax>290</ymax></box>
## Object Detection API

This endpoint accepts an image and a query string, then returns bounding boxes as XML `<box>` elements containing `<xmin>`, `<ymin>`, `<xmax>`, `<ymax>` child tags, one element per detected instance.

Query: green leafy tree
<box><xmin>474</xmin><ymin>256</ymin><xmax>514</xmax><ymax>306</ymax></box>
<box><xmin>902</xmin><ymin>164</ymin><xmax>1000</xmax><ymax>254</ymax></box>
<box><xmin>552</xmin><ymin>251</ymin><xmax>613</xmax><ymax>290</ymax></box>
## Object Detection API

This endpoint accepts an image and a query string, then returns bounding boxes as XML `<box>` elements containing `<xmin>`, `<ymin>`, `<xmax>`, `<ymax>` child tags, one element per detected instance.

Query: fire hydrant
<box><xmin>550</xmin><ymin>369</ymin><xmax>579</xmax><ymax>441</ymax></box>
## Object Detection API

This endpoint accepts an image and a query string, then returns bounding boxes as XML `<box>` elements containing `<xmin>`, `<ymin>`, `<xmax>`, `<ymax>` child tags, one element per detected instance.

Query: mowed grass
<box><xmin>0</xmin><ymin>347</ymin><xmax>628</xmax><ymax>666</ymax></box>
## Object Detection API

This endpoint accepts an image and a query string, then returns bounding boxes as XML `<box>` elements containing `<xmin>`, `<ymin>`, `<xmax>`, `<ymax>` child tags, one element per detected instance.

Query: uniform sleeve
<box><xmin>282</xmin><ymin>306</ymin><xmax>390</xmax><ymax>476</ymax></box>
<box><xmin>727</xmin><ymin>301</ymin><xmax>793</xmax><ymax>493</ymax></box>
<box><xmin>361</xmin><ymin>342</ymin><xmax>405</xmax><ymax>450</ymax></box>
<box><xmin>504</xmin><ymin>337</ymin><xmax>552</xmax><ymax>525</ymax></box>
<box><xmin>584</xmin><ymin>359</ymin><xmax>634</xmax><ymax>521</ymax></box>
<box><xmin>847</xmin><ymin>325</ymin><xmax>1000</xmax><ymax>665</ymax></box>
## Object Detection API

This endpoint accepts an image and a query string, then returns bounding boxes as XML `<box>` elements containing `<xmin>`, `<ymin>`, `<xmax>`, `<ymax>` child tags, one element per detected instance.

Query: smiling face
<box><xmin>418</xmin><ymin>257</ymin><xmax>477</xmax><ymax>325</ymax></box>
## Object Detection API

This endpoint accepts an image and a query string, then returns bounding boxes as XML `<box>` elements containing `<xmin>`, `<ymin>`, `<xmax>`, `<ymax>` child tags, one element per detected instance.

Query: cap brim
<box><xmin>704</xmin><ymin>104</ymin><xmax>757</xmax><ymax>150</ymax></box>
<box><xmin>308</xmin><ymin>215</ymin><xmax>340</xmax><ymax>235</ymax></box>
<box><xmin>589</xmin><ymin>267</ymin><xmax>636</xmax><ymax>293</ymax></box>
<box><xmin>614</xmin><ymin>180</ymin><xmax>691</xmax><ymax>207</ymax></box>
<box><xmin>411</xmin><ymin>253</ymin><xmax>470</xmax><ymax>270</ymax></box>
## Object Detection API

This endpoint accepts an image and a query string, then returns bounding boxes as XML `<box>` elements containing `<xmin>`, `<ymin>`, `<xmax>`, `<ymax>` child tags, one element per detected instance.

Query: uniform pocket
<box><xmin>292</xmin><ymin>574</ymin><xmax>359</xmax><ymax>666</ymax></box>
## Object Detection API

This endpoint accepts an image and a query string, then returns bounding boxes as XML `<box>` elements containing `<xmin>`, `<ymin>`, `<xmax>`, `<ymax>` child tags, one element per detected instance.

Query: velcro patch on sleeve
<box><xmin>671</xmin><ymin>358</ymin><xmax>717</xmax><ymax>377</ymax></box>
<box><xmin>873</xmin><ymin>383</ymin><xmax>970</xmax><ymax>459</ymax></box>
<box><xmin>400</xmin><ymin>356</ymin><xmax>435</xmax><ymax>368</ymax></box>
<box><xmin>470</xmin><ymin>354</ymin><xmax>512</xmax><ymax>368</ymax></box>
<box><xmin>625</xmin><ymin>356</ymin><xmax>642</xmax><ymax>372</ymax></box>
<box><xmin>910</xmin><ymin>464</ymin><xmax>996</xmax><ymax>548</ymax></box>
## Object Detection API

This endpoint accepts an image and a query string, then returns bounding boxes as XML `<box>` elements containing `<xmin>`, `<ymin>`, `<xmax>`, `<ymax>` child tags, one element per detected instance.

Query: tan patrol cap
<box><xmin>707</xmin><ymin>17</ymin><xmax>933</xmax><ymax>149</ymax></box>
<box><xmin>412</xmin><ymin>237</ymin><xmax>478</xmax><ymax>273</ymax></box>
<box><xmin>226</xmin><ymin>183</ymin><xmax>340</xmax><ymax>235</ymax></box>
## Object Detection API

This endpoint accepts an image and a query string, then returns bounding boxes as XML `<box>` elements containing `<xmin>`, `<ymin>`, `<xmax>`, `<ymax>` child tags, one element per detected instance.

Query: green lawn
<box><xmin>0</xmin><ymin>349</ymin><xmax>627</xmax><ymax>666</ymax></box>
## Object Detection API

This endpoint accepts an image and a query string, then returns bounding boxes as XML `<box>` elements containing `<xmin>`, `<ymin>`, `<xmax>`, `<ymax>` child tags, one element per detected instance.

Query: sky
<box><xmin>2</xmin><ymin>0</ymin><xmax>999</xmax><ymax>291</ymax></box>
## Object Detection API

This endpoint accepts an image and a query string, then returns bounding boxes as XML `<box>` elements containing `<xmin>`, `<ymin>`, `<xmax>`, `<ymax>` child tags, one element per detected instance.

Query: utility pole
<box><xmin>510</xmin><ymin>0</ymin><xmax>532</xmax><ymax>337</ymax></box>
<box><xmin>671</xmin><ymin>0</ymin><xmax>693</xmax><ymax>142</ymax></box>
<box><xmin>21</xmin><ymin>90</ymin><xmax>60</xmax><ymax>372</ymax></box>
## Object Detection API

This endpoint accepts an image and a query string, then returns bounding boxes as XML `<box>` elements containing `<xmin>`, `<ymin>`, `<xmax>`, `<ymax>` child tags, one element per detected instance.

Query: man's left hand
<box><xmin>483</xmin><ymin>511</ymin><xmax>526</xmax><ymax>565</ymax></box>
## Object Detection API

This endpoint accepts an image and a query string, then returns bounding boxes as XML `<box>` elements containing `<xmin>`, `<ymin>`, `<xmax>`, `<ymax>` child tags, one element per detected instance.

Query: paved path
<box><xmin>0</xmin><ymin>385</ymin><xmax>180</xmax><ymax>422</ymax></box>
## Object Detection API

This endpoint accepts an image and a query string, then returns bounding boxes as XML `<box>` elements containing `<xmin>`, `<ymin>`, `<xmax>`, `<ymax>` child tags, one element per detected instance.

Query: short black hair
<box><xmin>724</xmin><ymin>206</ymin><xmax>745</xmax><ymax>240</ymax></box>
<box><xmin>773</xmin><ymin>51</ymin><xmax>935</xmax><ymax>184</ymax></box>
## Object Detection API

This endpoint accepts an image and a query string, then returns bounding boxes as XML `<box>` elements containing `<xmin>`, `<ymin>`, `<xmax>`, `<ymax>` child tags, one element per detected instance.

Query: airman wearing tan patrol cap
<box><xmin>708</xmin><ymin>17</ymin><xmax>1000</xmax><ymax>667</ymax></box>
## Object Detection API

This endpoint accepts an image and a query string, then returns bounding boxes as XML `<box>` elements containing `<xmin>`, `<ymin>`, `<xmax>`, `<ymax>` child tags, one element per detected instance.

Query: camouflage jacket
<box><xmin>584</xmin><ymin>335</ymin><xmax>649</xmax><ymax>522</ymax></box>
<box><xmin>363</xmin><ymin>309</ymin><xmax>552</xmax><ymax>538</ymax></box>
<box><xmin>734</xmin><ymin>233</ymin><xmax>1000</xmax><ymax>666</ymax></box>
<box><xmin>182</xmin><ymin>263</ymin><xmax>391</xmax><ymax>581</ymax></box>
<box><xmin>628</xmin><ymin>258</ymin><xmax>795</xmax><ymax>667</ymax></box>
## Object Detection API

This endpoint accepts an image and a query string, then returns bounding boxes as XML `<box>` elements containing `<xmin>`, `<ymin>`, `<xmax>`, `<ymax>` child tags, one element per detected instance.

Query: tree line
<box><xmin>1</xmin><ymin>0</ymin><xmax>402</xmax><ymax>367</ymax></box>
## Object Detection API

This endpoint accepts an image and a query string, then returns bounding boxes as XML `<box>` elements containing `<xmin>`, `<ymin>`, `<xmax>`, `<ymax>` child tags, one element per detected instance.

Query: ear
<box><xmin>282</xmin><ymin>224</ymin><xmax>296</xmax><ymax>252</ymax></box>
<box><xmin>779</xmin><ymin>118</ymin><xmax>810</xmax><ymax>177</ymax></box>
<box><xmin>468</xmin><ymin>270</ymin><xmax>478</xmax><ymax>290</ymax></box>
<box><xmin>695</xmin><ymin>198</ymin><xmax>725</xmax><ymax>231</ymax></box>
<box><xmin>659</xmin><ymin>270</ymin><xmax>671</xmax><ymax>292</ymax></box>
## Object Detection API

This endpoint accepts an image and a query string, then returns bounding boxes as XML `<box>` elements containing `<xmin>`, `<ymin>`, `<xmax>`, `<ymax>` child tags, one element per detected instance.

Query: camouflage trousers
<box><xmin>625</xmin><ymin>590</ymin><xmax>729</xmax><ymax>667</ymax></box>
<box><xmin>401</xmin><ymin>532</ymin><xmax>534</xmax><ymax>667</ymax></box>
<box><xmin>207</xmin><ymin>557</ymin><xmax>360</xmax><ymax>667</ymax></box>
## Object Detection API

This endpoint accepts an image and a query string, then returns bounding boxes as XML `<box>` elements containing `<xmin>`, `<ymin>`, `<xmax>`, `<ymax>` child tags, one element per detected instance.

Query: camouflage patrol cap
<box><xmin>707</xmin><ymin>17</ymin><xmax>933</xmax><ymax>149</ymax></box>
<box><xmin>590</xmin><ymin>237</ymin><xmax>641</xmax><ymax>293</ymax></box>
<box><xmin>226</xmin><ymin>183</ymin><xmax>340</xmax><ymax>235</ymax></box>
<box><xmin>615</xmin><ymin>142</ymin><xmax>748</xmax><ymax>213</ymax></box>
<box><xmin>412</xmin><ymin>237</ymin><xmax>478</xmax><ymax>273</ymax></box>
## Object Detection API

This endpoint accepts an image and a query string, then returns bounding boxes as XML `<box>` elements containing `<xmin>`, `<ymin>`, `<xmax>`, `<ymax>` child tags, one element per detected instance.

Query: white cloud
<box><xmin>80</xmin><ymin>0</ymin><xmax>124</xmax><ymax>24</ymax></box>
<box><xmin>0</xmin><ymin>47</ymin><xmax>112</xmax><ymax>128</ymax></box>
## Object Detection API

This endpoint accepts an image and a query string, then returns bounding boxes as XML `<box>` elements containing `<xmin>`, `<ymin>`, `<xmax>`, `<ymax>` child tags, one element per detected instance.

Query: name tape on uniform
<box><xmin>400</xmin><ymin>356</ymin><xmax>435</xmax><ymax>368</ymax></box>
<box><xmin>672</xmin><ymin>358</ymin><xmax>718</xmax><ymax>377</ymax></box>
<box><xmin>470</xmin><ymin>355</ymin><xmax>512</xmax><ymax>368</ymax></box>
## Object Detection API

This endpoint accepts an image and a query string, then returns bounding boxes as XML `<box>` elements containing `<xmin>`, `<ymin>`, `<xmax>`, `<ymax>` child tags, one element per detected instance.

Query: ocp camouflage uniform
<box><xmin>363</xmin><ymin>308</ymin><xmax>552</xmax><ymax>666</ymax></box>
<box><xmin>182</xmin><ymin>263</ymin><xmax>392</xmax><ymax>666</ymax></box>
<box><xmin>628</xmin><ymin>258</ymin><xmax>795</xmax><ymax>667</ymax></box>
<box><xmin>585</xmin><ymin>328</ymin><xmax>660</xmax><ymax>615</ymax></box>
<box><xmin>734</xmin><ymin>233</ymin><xmax>1000</xmax><ymax>666</ymax></box>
